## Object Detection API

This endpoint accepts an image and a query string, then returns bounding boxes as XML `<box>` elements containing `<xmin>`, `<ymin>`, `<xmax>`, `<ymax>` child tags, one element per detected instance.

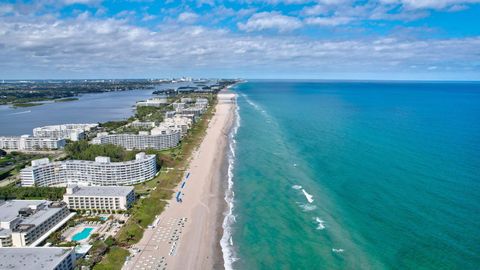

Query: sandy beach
<box><xmin>125</xmin><ymin>90</ymin><xmax>236</xmax><ymax>270</ymax></box>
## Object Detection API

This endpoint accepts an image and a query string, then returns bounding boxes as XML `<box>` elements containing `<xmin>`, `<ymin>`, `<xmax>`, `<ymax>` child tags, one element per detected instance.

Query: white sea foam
<box><xmin>302</xmin><ymin>189</ymin><xmax>314</xmax><ymax>203</ymax></box>
<box><xmin>314</xmin><ymin>217</ymin><xmax>326</xmax><ymax>230</ymax></box>
<box><xmin>332</xmin><ymin>248</ymin><xmax>345</xmax><ymax>253</ymax></box>
<box><xmin>292</xmin><ymin>185</ymin><xmax>302</xmax><ymax>190</ymax></box>
<box><xmin>9</xmin><ymin>110</ymin><xmax>31</xmax><ymax>115</ymax></box>
<box><xmin>241</xmin><ymin>93</ymin><xmax>270</xmax><ymax>119</ymax></box>
<box><xmin>299</xmin><ymin>203</ymin><xmax>317</xmax><ymax>212</ymax></box>
<box><xmin>221</xmin><ymin>94</ymin><xmax>241</xmax><ymax>270</ymax></box>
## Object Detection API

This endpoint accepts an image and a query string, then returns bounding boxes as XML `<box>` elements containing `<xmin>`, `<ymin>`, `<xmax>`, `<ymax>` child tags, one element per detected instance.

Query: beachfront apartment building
<box><xmin>63</xmin><ymin>185</ymin><xmax>135</xmax><ymax>211</ymax></box>
<box><xmin>180</xmin><ymin>97</ymin><xmax>195</xmax><ymax>103</ymax></box>
<box><xmin>195</xmin><ymin>98</ymin><xmax>209</xmax><ymax>106</ymax></box>
<box><xmin>0</xmin><ymin>247</ymin><xmax>75</xmax><ymax>270</ymax></box>
<box><xmin>164</xmin><ymin>110</ymin><xmax>176</xmax><ymax>119</ymax></box>
<box><xmin>172</xmin><ymin>102</ymin><xmax>186</xmax><ymax>111</ymax></box>
<box><xmin>129</xmin><ymin>121</ymin><xmax>156</xmax><ymax>129</ymax></box>
<box><xmin>156</xmin><ymin>117</ymin><xmax>192</xmax><ymax>136</ymax></box>
<box><xmin>0</xmin><ymin>135</ymin><xmax>66</xmax><ymax>151</ymax></box>
<box><xmin>20</xmin><ymin>152</ymin><xmax>156</xmax><ymax>187</ymax></box>
<box><xmin>92</xmin><ymin>130</ymin><xmax>180</xmax><ymax>150</ymax></box>
<box><xmin>136</xmin><ymin>96</ymin><xmax>168</xmax><ymax>107</ymax></box>
<box><xmin>33</xmin><ymin>123</ymin><xmax>98</xmax><ymax>141</ymax></box>
<box><xmin>0</xmin><ymin>200</ymin><xmax>73</xmax><ymax>247</ymax></box>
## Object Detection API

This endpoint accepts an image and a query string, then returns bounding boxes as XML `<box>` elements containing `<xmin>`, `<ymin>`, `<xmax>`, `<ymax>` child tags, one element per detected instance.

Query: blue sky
<box><xmin>0</xmin><ymin>0</ymin><xmax>479</xmax><ymax>80</ymax></box>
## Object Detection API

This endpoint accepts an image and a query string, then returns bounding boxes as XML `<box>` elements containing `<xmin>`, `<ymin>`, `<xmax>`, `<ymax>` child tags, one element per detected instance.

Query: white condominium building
<box><xmin>0</xmin><ymin>200</ymin><xmax>73</xmax><ymax>247</ymax></box>
<box><xmin>0</xmin><ymin>247</ymin><xmax>75</xmax><ymax>270</ymax></box>
<box><xmin>92</xmin><ymin>130</ymin><xmax>180</xmax><ymax>150</ymax></box>
<box><xmin>0</xmin><ymin>135</ymin><xmax>66</xmax><ymax>151</ymax></box>
<box><xmin>63</xmin><ymin>185</ymin><xmax>135</xmax><ymax>211</ymax></box>
<box><xmin>136</xmin><ymin>96</ymin><xmax>168</xmax><ymax>107</ymax></box>
<box><xmin>165</xmin><ymin>111</ymin><xmax>176</xmax><ymax>119</ymax></box>
<box><xmin>33</xmin><ymin>123</ymin><xmax>98</xmax><ymax>141</ymax></box>
<box><xmin>20</xmin><ymin>152</ymin><xmax>156</xmax><ymax>187</ymax></box>
<box><xmin>172</xmin><ymin>102</ymin><xmax>186</xmax><ymax>111</ymax></box>
<box><xmin>180</xmin><ymin>97</ymin><xmax>195</xmax><ymax>103</ymax></box>
<box><xmin>177</xmin><ymin>106</ymin><xmax>205</xmax><ymax>117</ymax></box>
<box><xmin>157</xmin><ymin>117</ymin><xmax>192</xmax><ymax>136</ymax></box>
<box><xmin>195</xmin><ymin>98</ymin><xmax>209</xmax><ymax>106</ymax></box>
<box><xmin>129</xmin><ymin>121</ymin><xmax>156</xmax><ymax>129</ymax></box>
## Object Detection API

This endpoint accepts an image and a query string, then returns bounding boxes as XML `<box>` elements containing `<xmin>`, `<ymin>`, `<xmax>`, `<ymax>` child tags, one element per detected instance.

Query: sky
<box><xmin>0</xmin><ymin>0</ymin><xmax>479</xmax><ymax>80</ymax></box>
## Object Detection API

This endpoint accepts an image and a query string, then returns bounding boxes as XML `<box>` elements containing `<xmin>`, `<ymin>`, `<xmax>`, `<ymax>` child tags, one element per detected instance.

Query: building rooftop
<box><xmin>0</xmin><ymin>200</ymin><xmax>65</xmax><ymax>230</ymax></box>
<box><xmin>66</xmin><ymin>185</ymin><xmax>134</xmax><ymax>197</ymax></box>
<box><xmin>0</xmin><ymin>247</ymin><xmax>73</xmax><ymax>270</ymax></box>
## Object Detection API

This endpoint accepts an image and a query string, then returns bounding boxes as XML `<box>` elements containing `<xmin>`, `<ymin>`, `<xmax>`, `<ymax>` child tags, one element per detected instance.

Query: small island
<box><xmin>12</xmin><ymin>102</ymin><xmax>44</xmax><ymax>108</ymax></box>
<box><xmin>54</xmin><ymin>97</ymin><xmax>79</xmax><ymax>103</ymax></box>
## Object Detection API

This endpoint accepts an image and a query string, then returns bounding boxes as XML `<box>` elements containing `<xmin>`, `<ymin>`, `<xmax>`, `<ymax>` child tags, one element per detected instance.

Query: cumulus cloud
<box><xmin>63</xmin><ymin>0</ymin><xmax>100</xmax><ymax>5</ymax></box>
<box><xmin>178</xmin><ymin>11</ymin><xmax>199</xmax><ymax>23</ymax></box>
<box><xmin>0</xmin><ymin>13</ymin><xmax>479</xmax><ymax>79</ymax></box>
<box><xmin>238</xmin><ymin>12</ymin><xmax>303</xmax><ymax>32</ymax></box>
<box><xmin>305</xmin><ymin>16</ymin><xmax>352</xmax><ymax>26</ymax></box>
<box><xmin>0</xmin><ymin>4</ymin><xmax>14</xmax><ymax>15</ymax></box>
<box><xmin>380</xmin><ymin>0</ymin><xmax>480</xmax><ymax>9</ymax></box>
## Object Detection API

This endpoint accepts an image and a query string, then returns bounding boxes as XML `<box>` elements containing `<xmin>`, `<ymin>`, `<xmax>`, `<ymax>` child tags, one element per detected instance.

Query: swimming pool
<box><xmin>72</xmin><ymin>228</ymin><xmax>94</xmax><ymax>242</ymax></box>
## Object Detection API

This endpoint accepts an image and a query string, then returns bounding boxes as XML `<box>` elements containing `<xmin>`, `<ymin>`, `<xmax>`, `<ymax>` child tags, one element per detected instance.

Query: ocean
<box><xmin>222</xmin><ymin>81</ymin><xmax>480</xmax><ymax>269</ymax></box>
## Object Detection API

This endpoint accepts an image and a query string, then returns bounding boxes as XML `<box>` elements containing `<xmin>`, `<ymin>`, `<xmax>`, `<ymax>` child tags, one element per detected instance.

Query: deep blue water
<box><xmin>227</xmin><ymin>81</ymin><xmax>480</xmax><ymax>269</ymax></box>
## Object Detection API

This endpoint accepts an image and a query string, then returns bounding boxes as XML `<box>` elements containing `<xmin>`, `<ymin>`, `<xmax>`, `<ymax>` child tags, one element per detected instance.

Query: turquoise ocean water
<box><xmin>222</xmin><ymin>81</ymin><xmax>480</xmax><ymax>270</ymax></box>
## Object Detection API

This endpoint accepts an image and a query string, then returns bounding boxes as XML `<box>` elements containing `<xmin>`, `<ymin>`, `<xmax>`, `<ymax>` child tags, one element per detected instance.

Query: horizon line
<box><xmin>1</xmin><ymin>78</ymin><xmax>480</xmax><ymax>83</ymax></box>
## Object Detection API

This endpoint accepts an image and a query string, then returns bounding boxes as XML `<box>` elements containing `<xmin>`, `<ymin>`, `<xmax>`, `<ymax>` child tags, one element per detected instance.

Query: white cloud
<box><xmin>0</xmin><ymin>4</ymin><xmax>14</xmax><ymax>15</ymax></box>
<box><xmin>304</xmin><ymin>16</ymin><xmax>352</xmax><ymax>26</ymax></box>
<box><xmin>178</xmin><ymin>12</ymin><xmax>199</xmax><ymax>23</ymax></box>
<box><xmin>0</xmin><ymin>13</ymin><xmax>478</xmax><ymax>79</ymax></box>
<box><xmin>301</xmin><ymin>4</ymin><xmax>330</xmax><ymax>16</ymax></box>
<box><xmin>63</xmin><ymin>0</ymin><xmax>99</xmax><ymax>5</ymax></box>
<box><xmin>238</xmin><ymin>12</ymin><xmax>303</xmax><ymax>32</ymax></box>
<box><xmin>380</xmin><ymin>0</ymin><xmax>480</xmax><ymax>9</ymax></box>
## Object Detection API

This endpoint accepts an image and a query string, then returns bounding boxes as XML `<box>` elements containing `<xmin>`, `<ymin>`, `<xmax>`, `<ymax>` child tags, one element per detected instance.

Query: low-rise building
<box><xmin>129</xmin><ymin>121</ymin><xmax>156</xmax><ymax>129</ymax></box>
<box><xmin>158</xmin><ymin>117</ymin><xmax>192</xmax><ymax>136</ymax></box>
<box><xmin>0</xmin><ymin>135</ymin><xmax>65</xmax><ymax>151</ymax></box>
<box><xmin>63</xmin><ymin>185</ymin><xmax>135</xmax><ymax>211</ymax></box>
<box><xmin>33</xmin><ymin>124</ymin><xmax>98</xmax><ymax>141</ymax></box>
<box><xmin>0</xmin><ymin>200</ymin><xmax>73</xmax><ymax>247</ymax></box>
<box><xmin>164</xmin><ymin>110</ymin><xmax>176</xmax><ymax>119</ymax></box>
<box><xmin>136</xmin><ymin>96</ymin><xmax>168</xmax><ymax>107</ymax></box>
<box><xmin>177</xmin><ymin>106</ymin><xmax>205</xmax><ymax>117</ymax></box>
<box><xmin>20</xmin><ymin>153</ymin><xmax>156</xmax><ymax>187</ymax></box>
<box><xmin>195</xmin><ymin>98</ymin><xmax>209</xmax><ymax>106</ymax></box>
<box><xmin>180</xmin><ymin>97</ymin><xmax>195</xmax><ymax>104</ymax></box>
<box><xmin>0</xmin><ymin>247</ymin><xmax>75</xmax><ymax>270</ymax></box>
<box><xmin>172</xmin><ymin>102</ymin><xmax>186</xmax><ymax>111</ymax></box>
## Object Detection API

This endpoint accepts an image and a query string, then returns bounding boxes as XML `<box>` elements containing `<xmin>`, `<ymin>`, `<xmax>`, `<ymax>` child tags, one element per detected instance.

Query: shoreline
<box><xmin>125</xmin><ymin>90</ymin><xmax>236</xmax><ymax>270</ymax></box>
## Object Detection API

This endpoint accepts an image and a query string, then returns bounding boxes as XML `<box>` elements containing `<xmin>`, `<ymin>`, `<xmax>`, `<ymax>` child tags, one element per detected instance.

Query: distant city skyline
<box><xmin>0</xmin><ymin>0</ymin><xmax>479</xmax><ymax>80</ymax></box>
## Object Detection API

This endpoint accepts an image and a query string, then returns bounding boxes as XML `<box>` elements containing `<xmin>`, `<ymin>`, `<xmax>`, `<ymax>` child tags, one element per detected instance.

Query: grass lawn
<box><xmin>93</xmin><ymin>247</ymin><xmax>130</xmax><ymax>270</ymax></box>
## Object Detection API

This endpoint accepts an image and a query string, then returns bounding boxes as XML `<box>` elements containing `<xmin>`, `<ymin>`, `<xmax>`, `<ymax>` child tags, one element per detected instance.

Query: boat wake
<box><xmin>221</xmin><ymin>95</ymin><xmax>241</xmax><ymax>270</ymax></box>
<box><xmin>9</xmin><ymin>110</ymin><xmax>31</xmax><ymax>115</ymax></box>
